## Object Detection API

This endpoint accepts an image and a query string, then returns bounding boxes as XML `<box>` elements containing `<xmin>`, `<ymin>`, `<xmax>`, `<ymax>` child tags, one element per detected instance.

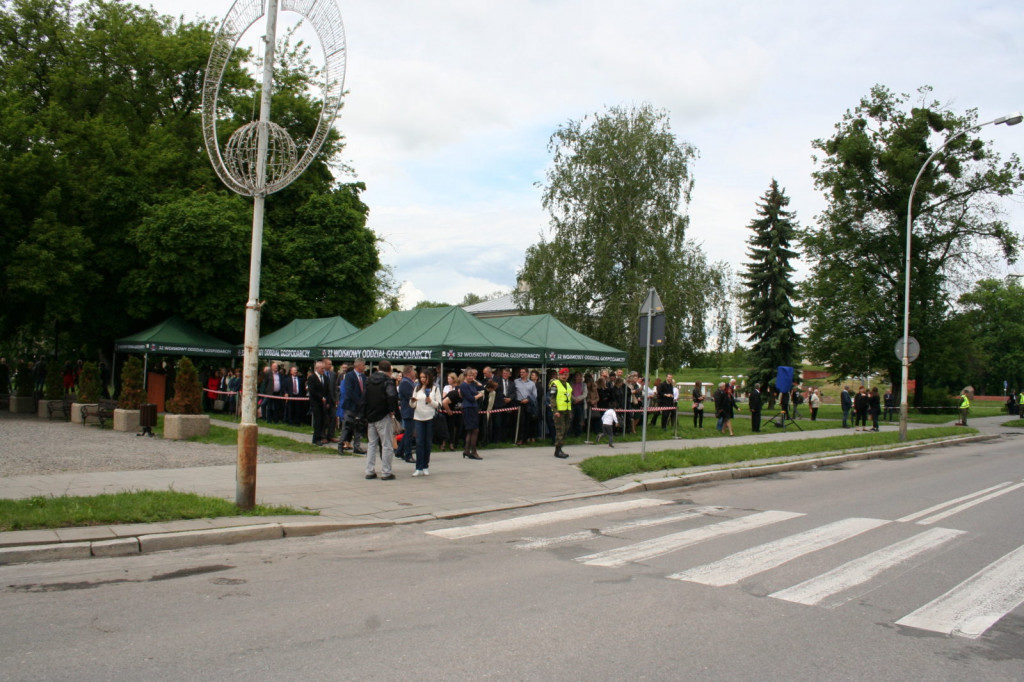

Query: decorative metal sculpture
<box><xmin>200</xmin><ymin>0</ymin><xmax>346</xmax><ymax>508</ymax></box>
<box><xmin>202</xmin><ymin>0</ymin><xmax>346</xmax><ymax>197</ymax></box>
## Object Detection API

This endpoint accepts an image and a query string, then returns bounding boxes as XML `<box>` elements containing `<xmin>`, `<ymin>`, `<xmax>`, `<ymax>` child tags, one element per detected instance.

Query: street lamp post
<box><xmin>899</xmin><ymin>111</ymin><xmax>1022</xmax><ymax>441</ymax></box>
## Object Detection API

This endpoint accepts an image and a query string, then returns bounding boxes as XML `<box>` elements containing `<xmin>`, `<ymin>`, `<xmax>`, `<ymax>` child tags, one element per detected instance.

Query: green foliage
<box><xmin>740</xmin><ymin>180</ymin><xmax>801</xmax><ymax>389</ymax></box>
<box><xmin>166</xmin><ymin>357</ymin><xmax>202</xmax><ymax>414</ymax></box>
<box><xmin>14</xmin><ymin>361</ymin><xmax>33</xmax><ymax>397</ymax></box>
<box><xmin>118</xmin><ymin>356</ymin><xmax>146</xmax><ymax>409</ymax></box>
<box><xmin>414</xmin><ymin>300</ymin><xmax>451</xmax><ymax>309</ymax></box>
<box><xmin>43</xmin><ymin>359</ymin><xmax>63</xmax><ymax>400</ymax></box>
<box><xmin>916</xmin><ymin>387</ymin><xmax>958</xmax><ymax>414</ymax></box>
<box><xmin>802</xmin><ymin>85</ymin><xmax>1024</xmax><ymax>401</ymax></box>
<box><xmin>0</xmin><ymin>0</ymin><xmax>382</xmax><ymax>355</ymax></box>
<box><xmin>954</xmin><ymin>278</ymin><xmax>1024</xmax><ymax>394</ymax></box>
<box><xmin>518</xmin><ymin>102</ymin><xmax>716</xmax><ymax>368</ymax></box>
<box><xmin>76</xmin><ymin>361</ymin><xmax>101</xmax><ymax>402</ymax></box>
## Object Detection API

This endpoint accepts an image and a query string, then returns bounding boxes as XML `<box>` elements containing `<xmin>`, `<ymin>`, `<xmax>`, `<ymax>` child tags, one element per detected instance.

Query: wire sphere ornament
<box><xmin>201</xmin><ymin>0</ymin><xmax>346</xmax><ymax>197</ymax></box>
<box><xmin>224</xmin><ymin>121</ymin><xmax>299</xmax><ymax>193</ymax></box>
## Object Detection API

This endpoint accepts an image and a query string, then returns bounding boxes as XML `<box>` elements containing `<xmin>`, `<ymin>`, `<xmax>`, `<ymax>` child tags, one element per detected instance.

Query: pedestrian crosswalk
<box><xmin>426</xmin><ymin>481</ymin><xmax>1024</xmax><ymax>639</ymax></box>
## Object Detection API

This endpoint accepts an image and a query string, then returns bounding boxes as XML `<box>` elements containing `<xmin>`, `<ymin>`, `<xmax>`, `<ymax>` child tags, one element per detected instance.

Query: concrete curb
<box><xmin>0</xmin><ymin>434</ymin><xmax>992</xmax><ymax>566</ymax></box>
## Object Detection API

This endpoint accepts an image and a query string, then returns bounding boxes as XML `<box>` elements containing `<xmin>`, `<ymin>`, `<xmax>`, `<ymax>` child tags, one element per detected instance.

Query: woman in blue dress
<box><xmin>459</xmin><ymin>369</ymin><xmax>483</xmax><ymax>459</ymax></box>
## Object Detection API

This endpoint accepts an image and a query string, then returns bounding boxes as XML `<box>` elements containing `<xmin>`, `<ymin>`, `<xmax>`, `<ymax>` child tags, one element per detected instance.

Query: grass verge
<box><xmin>191</xmin><ymin>424</ymin><xmax>335</xmax><ymax>455</ymax></box>
<box><xmin>0</xmin><ymin>490</ymin><xmax>316</xmax><ymax>532</ymax></box>
<box><xmin>208</xmin><ymin>413</ymin><xmax>315</xmax><ymax>436</ymax></box>
<box><xmin>578</xmin><ymin>426</ymin><xmax>977</xmax><ymax>482</ymax></box>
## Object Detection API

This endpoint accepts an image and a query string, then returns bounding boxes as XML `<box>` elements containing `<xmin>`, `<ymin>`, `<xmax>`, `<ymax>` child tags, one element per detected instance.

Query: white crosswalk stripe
<box><xmin>425</xmin><ymin>498</ymin><xmax>670</xmax><ymax>540</ymax></box>
<box><xmin>896</xmin><ymin>481</ymin><xmax>1015</xmax><ymax>523</ymax></box>
<box><xmin>575</xmin><ymin>510</ymin><xmax>803</xmax><ymax>568</ymax></box>
<box><xmin>913</xmin><ymin>482</ymin><xmax>1024</xmax><ymax>526</ymax></box>
<box><xmin>515</xmin><ymin>506</ymin><xmax>728</xmax><ymax>550</ymax></box>
<box><xmin>770</xmin><ymin>527</ymin><xmax>966</xmax><ymax>607</ymax></box>
<box><xmin>896</xmin><ymin>543</ymin><xmax>1024</xmax><ymax>639</ymax></box>
<box><xmin>669</xmin><ymin>517</ymin><xmax>890</xmax><ymax>587</ymax></box>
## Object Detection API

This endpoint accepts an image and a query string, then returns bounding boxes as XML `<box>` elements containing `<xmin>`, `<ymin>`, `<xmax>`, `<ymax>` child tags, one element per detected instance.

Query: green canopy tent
<box><xmin>483</xmin><ymin>314</ymin><xmax>628</xmax><ymax>367</ymax></box>
<box><xmin>256</xmin><ymin>316</ymin><xmax>358</xmax><ymax>360</ymax></box>
<box><xmin>113</xmin><ymin>316</ymin><xmax>237</xmax><ymax>390</ymax></box>
<box><xmin>319</xmin><ymin>306</ymin><xmax>542</xmax><ymax>365</ymax></box>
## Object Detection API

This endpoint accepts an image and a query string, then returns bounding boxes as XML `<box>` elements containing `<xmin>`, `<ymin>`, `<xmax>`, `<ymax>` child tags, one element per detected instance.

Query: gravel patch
<box><xmin>0</xmin><ymin>412</ymin><xmax>334</xmax><ymax>477</ymax></box>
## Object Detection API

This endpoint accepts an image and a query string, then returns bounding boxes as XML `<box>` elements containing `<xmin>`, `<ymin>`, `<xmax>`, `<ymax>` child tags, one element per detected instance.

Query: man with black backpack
<box><xmin>362</xmin><ymin>360</ymin><xmax>400</xmax><ymax>480</ymax></box>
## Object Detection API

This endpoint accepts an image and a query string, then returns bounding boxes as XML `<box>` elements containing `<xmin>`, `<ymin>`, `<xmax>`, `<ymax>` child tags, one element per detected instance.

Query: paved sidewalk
<box><xmin>1</xmin><ymin>410</ymin><xmax>1011</xmax><ymax>563</ymax></box>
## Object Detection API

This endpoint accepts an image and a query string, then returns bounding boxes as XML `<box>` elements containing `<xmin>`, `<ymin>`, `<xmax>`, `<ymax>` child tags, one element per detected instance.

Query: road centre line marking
<box><xmin>426</xmin><ymin>498</ymin><xmax>671</xmax><ymax>540</ymax></box>
<box><xmin>915</xmin><ymin>482</ymin><xmax>1024</xmax><ymax>526</ymax></box>
<box><xmin>895</xmin><ymin>543</ymin><xmax>1024</xmax><ymax>639</ymax></box>
<box><xmin>669</xmin><ymin>517</ymin><xmax>890</xmax><ymax>587</ymax></box>
<box><xmin>515</xmin><ymin>506</ymin><xmax>728</xmax><ymax>550</ymax></box>
<box><xmin>897</xmin><ymin>482</ymin><xmax>1014</xmax><ymax>523</ymax></box>
<box><xmin>770</xmin><ymin>527</ymin><xmax>966</xmax><ymax>607</ymax></box>
<box><xmin>575</xmin><ymin>510</ymin><xmax>803</xmax><ymax>568</ymax></box>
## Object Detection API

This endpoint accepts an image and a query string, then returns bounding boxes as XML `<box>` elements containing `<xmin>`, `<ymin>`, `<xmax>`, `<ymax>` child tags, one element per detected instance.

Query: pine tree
<box><xmin>77</xmin><ymin>362</ymin><xmax>101</xmax><ymax>403</ymax></box>
<box><xmin>118</xmin><ymin>357</ymin><xmax>146</xmax><ymax>410</ymax></box>
<box><xmin>165</xmin><ymin>357</ymin><xmax>202</xmax><ymax>415</ymax></box>
<box><xmin>740</xmin><ymin>180</ymin><xmax>800</xmax><ymax>390</ymax></box>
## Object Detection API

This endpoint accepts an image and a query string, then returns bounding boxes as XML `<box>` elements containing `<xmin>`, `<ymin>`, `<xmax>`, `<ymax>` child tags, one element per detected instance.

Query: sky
<box><xmin>148</xmin><ymin>0</ymin><xmax>1024</xmax><ymax>309</ymax></box>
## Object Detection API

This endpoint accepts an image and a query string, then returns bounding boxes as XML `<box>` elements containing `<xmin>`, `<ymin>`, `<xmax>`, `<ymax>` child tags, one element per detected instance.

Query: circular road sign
<box><xmin>895</xmin><ymin>336</ymin><xmax>921</xmax><ymax>363</ymax></box>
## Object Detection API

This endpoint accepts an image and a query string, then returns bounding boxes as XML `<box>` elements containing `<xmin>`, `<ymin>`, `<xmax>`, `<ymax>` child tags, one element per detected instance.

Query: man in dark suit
<box><xmin>499</xmin><ymin>367</ymin><xmax>516</xmax><ymax>440</ymax></box>
<box><xmin>749</xmin><ymin>382</ymin><xmax>763</xmax><ymax>432</ymax></box>
<box><xmin>398</xmin><ymin>365</ymin><xmax>417</xmax><ymax>463</ymax></box>
<box><xmin>306</xmin><ymin>360</ymin><xmax>331</xmax><ymax>445</ymax></box>
<box><xmin>481</xmin><ymin>366</ymin><xmax>502</xmax><ymax>443</ymax></box>
<box><xmin>322</xmin><ymin>360</ymin><xmax>338</xmax><ymax>442</ymax></box>
<box><xmin>283</xmin><ymin>365</ymin><xmax>306</xmax><ymax>426</ymax></box>
<box><xmin>340</xmin><ymin>358</ymin><xmax>366</xmax><ymax>454</ymax></box>
<box><xmin>260</xmin><ymin>361</ymin><xmax>284</xmax><ymax>423</ymax></box>
<box><xmin>840</xmin><ymin>385</ymin><xmax>853</xmax><ymax>428</ymax></box>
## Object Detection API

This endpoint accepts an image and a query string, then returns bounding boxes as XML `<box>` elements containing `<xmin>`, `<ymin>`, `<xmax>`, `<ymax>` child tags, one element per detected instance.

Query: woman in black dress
<box><xmin>459</xmin><ymin>369</ymin><xmax>483</xmax><ymax>459</ymax></box>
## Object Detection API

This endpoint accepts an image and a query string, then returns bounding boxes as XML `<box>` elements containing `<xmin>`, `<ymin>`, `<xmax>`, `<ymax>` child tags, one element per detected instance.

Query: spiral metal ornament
<box><xmin>224</xmin><ymin>121</ymin><xmax>299</xmax><ymax>193</ymax></box>
<box><xmin>201</xmin><ymin>0</ymin><xmax>347</xmax><ymax>196</ymax></box>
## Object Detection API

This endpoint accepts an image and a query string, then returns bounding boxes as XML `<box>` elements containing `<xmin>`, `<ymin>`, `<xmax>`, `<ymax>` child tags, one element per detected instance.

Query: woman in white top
<box><xmin>409</xmin><ymin>371</ymin><xmax>440</xmax><ymax>476</ymax></box>
<box><xmin>809</xmin><ymin>388</ymin><xmax>821</xmax><ymax>421</ymax></box>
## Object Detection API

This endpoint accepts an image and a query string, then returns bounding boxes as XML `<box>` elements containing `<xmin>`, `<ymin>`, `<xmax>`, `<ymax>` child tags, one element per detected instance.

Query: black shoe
<box><xmin>555</xmin><ymin>451</ymin><xmax>569</xmax><ymax>459</ymax></box>
<box><xmin>353</xmin><ymin>447</ymin><xmax>366</xmax><ymax>454</ymax></box>
<box><xmin>463</xmin><ymin>452</ymin><xmax>482</xmax><ymax>460</ymax></box>
<box><xmin>365</xmin><ymin>473</ymin><xmax>377</xmax><ymax>479</ymax></box>
<box><xmin>381</xmin><ymin>473</ymin><xmax>396</xmax><ymax>481</ymax></box>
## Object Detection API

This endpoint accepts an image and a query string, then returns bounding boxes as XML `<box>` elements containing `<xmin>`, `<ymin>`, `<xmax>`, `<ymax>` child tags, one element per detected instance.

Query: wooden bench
<box><xmin>81</xmin><ymin>399</ymin><xmax>118</xmax><ymax>427</ymax></box>
<box><xmin>47</xmin><ymin>398</ymin><xmax>74</xmax><ymax>421</ymax></box>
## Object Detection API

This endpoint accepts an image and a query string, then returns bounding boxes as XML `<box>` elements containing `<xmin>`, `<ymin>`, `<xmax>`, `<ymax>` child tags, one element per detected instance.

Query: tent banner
<box><xmin>259</xmin><ymin>347</ymin><xmax>313</xmax><ymax>359</ymax></box>
<box><xmin>323</xmin><ymin>347</ymin><xmax>543</xmax><ymax>362</ymax></box>
<box><xmin>115</xmin><ymin>342</ymin><xmax>234</xmax><ymax>357</ymax></box>
<box><xmin>546</xmin><ymin>351</ymin><xmax>628</xmax><ymax>364</ymax></box>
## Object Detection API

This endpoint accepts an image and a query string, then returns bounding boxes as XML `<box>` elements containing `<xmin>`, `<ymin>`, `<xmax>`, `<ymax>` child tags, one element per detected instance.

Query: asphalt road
<box><xmin>2</xmin><ymin>436</ymin><xmax>1022</xmax><ymax>681</ymax></box>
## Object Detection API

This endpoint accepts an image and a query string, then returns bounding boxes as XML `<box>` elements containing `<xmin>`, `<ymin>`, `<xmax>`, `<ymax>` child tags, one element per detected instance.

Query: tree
<box><xmin>413</xmin><ymin>300</ymin><xmax>450</xmax><ymax>309</ymax></box>
<box><xmin>740</xmin><ymin>180</ymin><xmax>801</xmax><ymax>389</ymax></box>
<box><xmin>517</xmin><ymin>103</ymin><xmax>715</xmax><ymax>368</ymax></box>
<box><xmin>0</xmin><ymin>0</ymin><xmax>384</xmax><ymax>358</ymax></box>
<box><xmin>117</xmin><ymin>356</ymin><xmax>146</xmax><ymax>410</ymax></box>
<box><xmin>76</xmin><ymin>361</ymin><xmax>101</xmax><ymax>402</ymax></box>
<box><xmin>955</xmin><ymin>278</ymin><xmax>1024</xmax><ymax>394</ymax></box>
<box><xmin>802</xmin><ymin>85</ymin><xmax>1023</xmax><ymax>401</ymax></box>
<box><xmin>165</xmin><ymin>357</ymin><xmax>201</xmax><ymax>414</ymax></box>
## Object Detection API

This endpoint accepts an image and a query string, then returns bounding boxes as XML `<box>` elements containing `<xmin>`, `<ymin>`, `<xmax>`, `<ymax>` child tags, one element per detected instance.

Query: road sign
<box><xmin>895</xmin><ymin>336</ymin><xmax>920</xmax><ymax>363</ymax></box>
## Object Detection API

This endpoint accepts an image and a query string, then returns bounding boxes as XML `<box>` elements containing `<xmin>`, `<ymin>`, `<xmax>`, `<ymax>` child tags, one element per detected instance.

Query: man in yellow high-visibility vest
<box><xmin>959</xmin><ymin>390</ymin><xmax>971</xmax><ymax>427</ymax></box>
<box><xmin>549</xmin><ymin>367</ymin><xmax>573</xmax><ymax>459</ymax></box>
